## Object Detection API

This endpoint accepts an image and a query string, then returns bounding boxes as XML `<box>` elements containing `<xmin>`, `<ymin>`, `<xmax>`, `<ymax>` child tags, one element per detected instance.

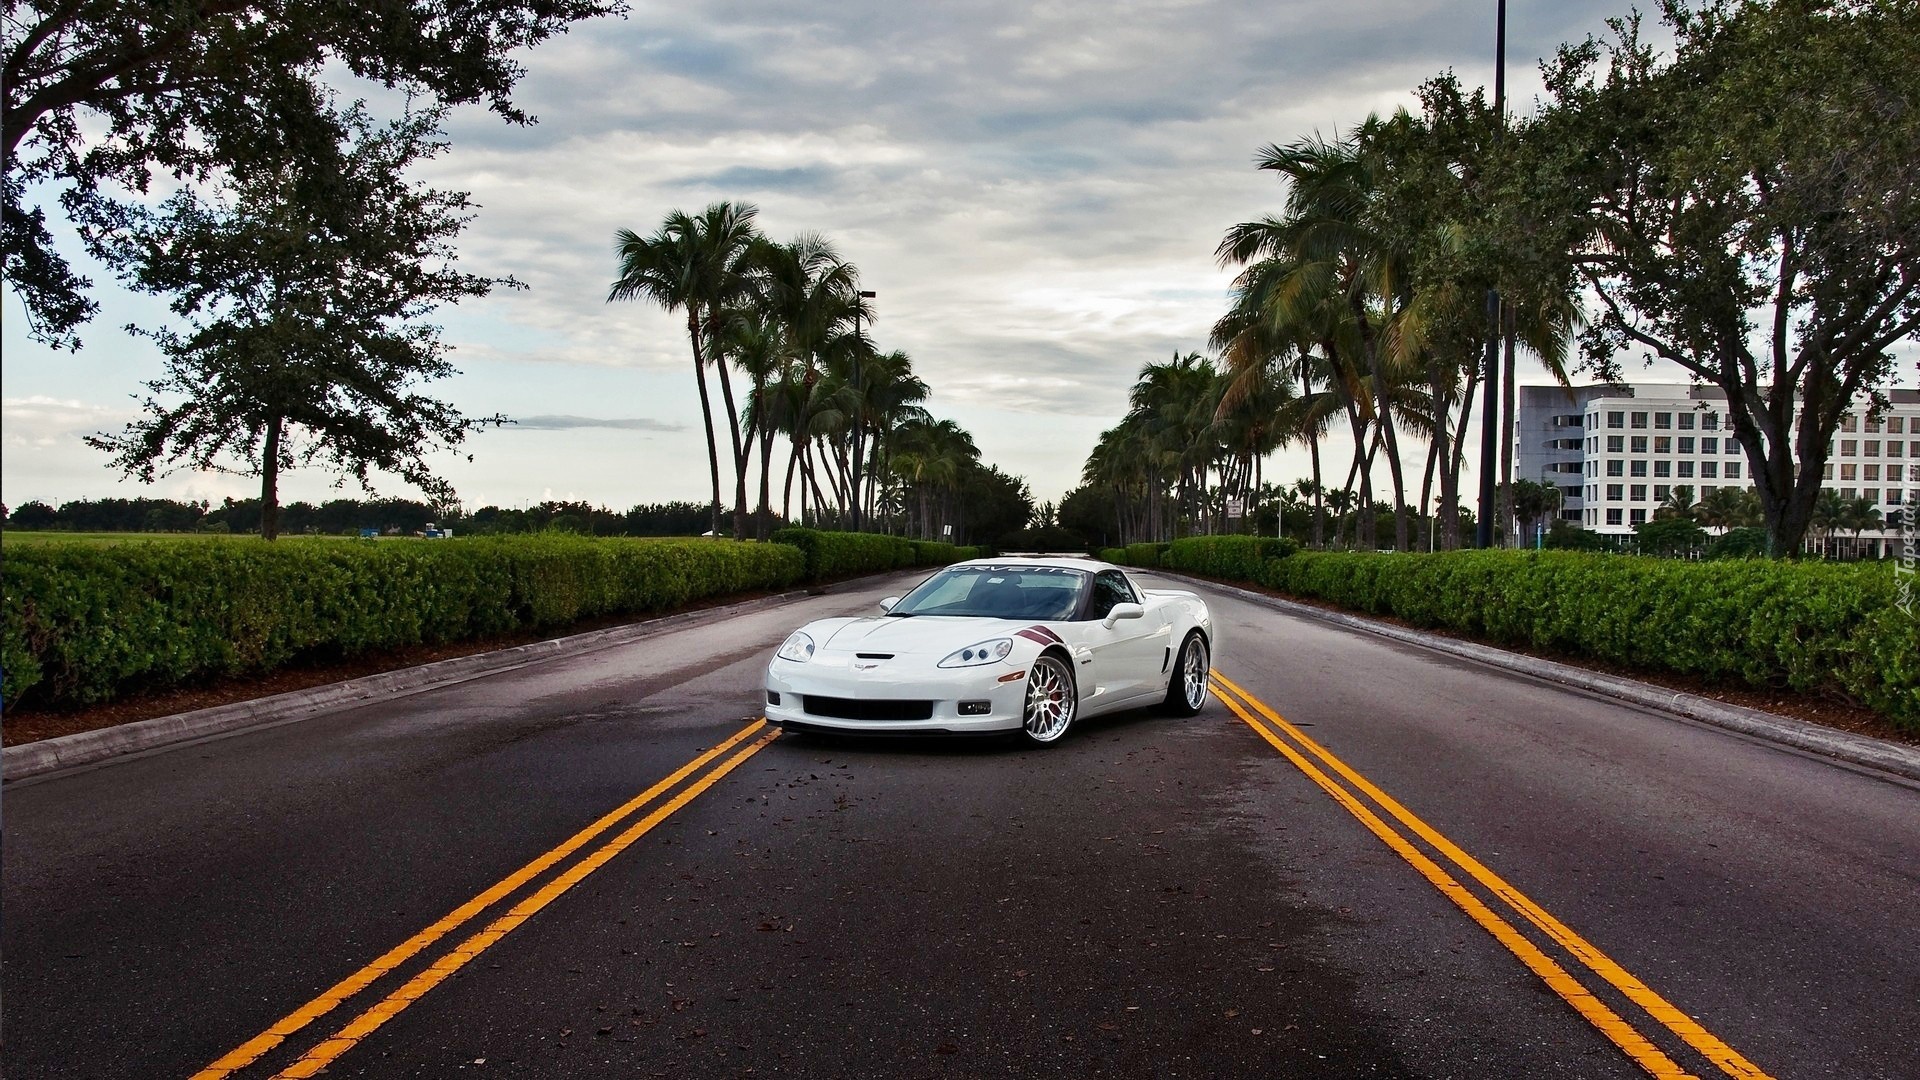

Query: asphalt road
<box><xmin>4</xmin><ymin>570</ymin><xmax>1916</xmax><ymax>1079</ymax></box>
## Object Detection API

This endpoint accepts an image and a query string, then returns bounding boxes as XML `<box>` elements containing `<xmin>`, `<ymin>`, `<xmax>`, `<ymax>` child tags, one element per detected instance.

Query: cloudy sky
<box><xmin>6</xmin><ymin>0</ymin><xmax>1678</xmax><ymax>513</ymax></box>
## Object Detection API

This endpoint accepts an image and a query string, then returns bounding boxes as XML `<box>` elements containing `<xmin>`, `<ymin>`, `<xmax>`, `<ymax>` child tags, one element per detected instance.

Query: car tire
<box><xmin>1162</xmin><ymin>632</ymin><xmax>1209</xmax><ymax>717</ymax></box>
<box><xmin>1021</xmin><ymin>653</ymin><xmax>1078</xmax><ymax>745</ymax></box>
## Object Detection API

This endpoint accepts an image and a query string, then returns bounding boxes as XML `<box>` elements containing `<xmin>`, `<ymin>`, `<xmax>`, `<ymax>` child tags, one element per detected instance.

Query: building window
<box><xmin>1654</xmin><ymin>460</ymin><xmax>1672</xmax><ymax>478</ymax></box>
<box><xmin>1912</xmin><ymin>464</ymin><xmax>1920</xmax><ymax>481</ymax></box>
<box><xmin>1607</xmin><ymin>460</ymin><xmax>1625</xmax><ymax>477</ymax></box>
<box><xmin>1911</xmin><ymin>441</ymin><xmax>1920</xmax><ymax>456</ymax></box>
<box><xmin>1702</xmin><ymin>461</ymin><xmax>1719</xmax><ymax>479</ymax></box>
<box><xmin>1842</xmin><ymin>464</ymin><xmax>1858</xmax><ymax>481</ymax></box>
<box><xmin>1841</xmin><ymin>487</ymin><xmax>1856</xmax><ymax>499</ymax></box>
<box><xmin>1841</xmin><ymin>439</ymin><xmax>1858</xmax><ymax>455</ymax></box>
<box><xmin>1891</xmin><ymin>441</ymin><xmax>1905</xmax><ymax>458</ymax></box>
<box><xmin>1678</xmin><ymin>461</ymin><xmax>1695</xmax><ymax>478</ymax></box>
<box><xmin>1630</xmin><ymin>508</ymin><xmax>1648</xmax><ymax>525</ymax></box>
<box><xmin>1841</xmin><ymin>414</ymin><xmax>1858</xmax><ymax>432</ymax></box>
<box><xmin>1865</xmin><ymin>416</ymin><xmax>1883</xmax><ymax>433</ymax></box>
<box><xmin>1863</xmin><ymin>488</ymin><xmax>1878</xmax><ymax>503</ymax></box>
<box><xmin>1891</xmin><ymin>489</ymin><xmax>1906</xmax><ymax>505</ymax></box>
<box><xmin>1607</xmin><ymin>508</ymin><xmax>1623</xmax><ymax>526</ymax></box>
<box><xmin>1677</xmin><ymin>437</ymin><xmax>1694</xmax><ymax>454</ymax></box>
<box><xmin>1726</xmin><ymin>461</ymin><xmax>1742</xmax><ymax>479</ymax></box>
<box><xmin>1654</xmin><ymin>412</ymin><xmax>1672</xmax><ymax>429</ymax></box>
<box><xmin>1631</xmin><ymin>436</ymin><xmax>1649</xmax><ymax>454</ymax></box>
<box><xmin>1630</xmin><ymin>461</ymin><xmax>1648</xmax><ymax>477</ymax></box>
<box><xmin>1630</xmin><ymin>484</ymin><xmax>1647</xmax><ymax>501</ymax></box>
<box><xmin>1653</xmin><ymin>436</ymin><xmax>1671</xmax><ymax>454</ymax></box>
<box><xmin>1630</xmin><ymin>411</ymin><xmax>1648</xmax><ymax>429</ymax></box>
<box><xmin>1702</xmin><ymin>413</ymin><xmax>1720</xmax><ymax>430</ymax></box>
<box><xmin>1866</xmin><ymin>464</ymin><xmax>1881</xmax><ymax>482</ymax></box>
<box><xmin>1607</xmin><ymin>483</ymin><xmax>1623</xmax><ymax>500</ymax></box>
<box><xmin>1607</xmin><ymin>435</ymin><xmax>1624</xmax><ymax>453</ymax></box>
<box><xmin>1678</xmin><ymin>412</ymin><xmax>1696</xmax><ymax>430</ymax></box>
<box><xmin>1823</xmin><ymin>463</ymin><xmax>1834</xmax><ymax>479</ymax></box>
<box><xmin>1702</xmin><ymin>437</ymin><xmax>1719</xmax><ymax>454</ymax></box>
<box><xmin>1865</xmin><ymin>440</ymin><xmax>1880</xmax><ymax>457</ymax></box>
<box><xmin>1891</xmin><ymin>417</ymin><xmax>1906</xmax><ymax>434</ymax></box>
<box><xmin>1608</xmin><ymin>411</ymin><xmax>1624</xmax><ymax>429</ymax></box>
<box><xmin>1654</xmin><ymin>484</ymin><xmax>1671</xmax><ymax>501</ymax></box>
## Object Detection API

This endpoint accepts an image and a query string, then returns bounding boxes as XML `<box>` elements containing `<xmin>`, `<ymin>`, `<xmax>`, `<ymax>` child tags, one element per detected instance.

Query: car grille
<box><xmin>803</xmin><ymin>696</ymin><xmax>935</xmax><ymax>721</ymax></box>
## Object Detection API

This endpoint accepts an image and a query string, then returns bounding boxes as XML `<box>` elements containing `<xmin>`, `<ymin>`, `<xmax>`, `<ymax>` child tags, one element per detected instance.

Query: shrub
<box><xmin>1160</xmin><ymin>535</ymin><xmax>1299</xmax><ymax>580</ymax></box>
<box><xmin>1</xmin><ymin>535</ymin><xmax>806</xmax><ymax>711</ymax></box>
<box><xmin>1203</xmin><ymin>548</ymin><xmax>1915</xmax><ymax>731</ymax></box>
<box><xmin>768</xmin><ymin>528</ymin><xmax>967</xmax><ymax>580</ymax></box>
<box><xmin>1121</xmin><ymin>542</ymin><xmax>1171</xmax><ymax>568</ymax></box>
<box><xmin>1706</xmin><ymin>526</ymin><xmax>1769</xmax><ymax>560</ymax></box>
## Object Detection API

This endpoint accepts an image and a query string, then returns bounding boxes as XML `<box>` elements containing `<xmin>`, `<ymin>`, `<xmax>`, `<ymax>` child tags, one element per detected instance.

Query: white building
<box><xmin>1513</xmin><ymin>383</ymin><xmax>1919</xmax><ymax>552</ymax></box>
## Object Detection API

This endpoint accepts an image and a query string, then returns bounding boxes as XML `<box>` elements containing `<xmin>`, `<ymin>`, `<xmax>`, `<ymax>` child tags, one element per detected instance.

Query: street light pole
<box><xmin>850</xmin><ymin>289</ymin><xmax>876</xmax><ymax>532</ymax></box>
<box><xmin>1476</xmin><ymin>0</ymin><xmax>1507</xmax><ymax>549</ymax></box>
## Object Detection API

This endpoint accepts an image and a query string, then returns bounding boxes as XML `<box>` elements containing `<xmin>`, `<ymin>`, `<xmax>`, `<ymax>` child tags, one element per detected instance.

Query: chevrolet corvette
<box><xmin>763</xmin><ymin>557</ymin><xmax>1215</xmax><ymax>745</ymax></box>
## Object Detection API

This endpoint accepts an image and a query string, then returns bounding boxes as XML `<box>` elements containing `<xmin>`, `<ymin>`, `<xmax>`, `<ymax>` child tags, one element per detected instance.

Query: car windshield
<box><xmin>889</xmin><ymin>565</ymin><xmax>1087</xmax><ymax>620</ymax></box>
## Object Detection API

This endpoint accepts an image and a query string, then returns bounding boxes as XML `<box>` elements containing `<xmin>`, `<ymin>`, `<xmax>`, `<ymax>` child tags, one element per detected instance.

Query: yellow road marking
<box><xmin>271</xmin><ymin>727</ymin><xmax>781</xmax><ymax>1079</ymax></box>
<box><xmin>191</xmin><ymin>720</ymin><xmax>769</xmax><ymax>1080</ymax></box>
<box><xmin>1209</xmin><ymin>672</ymin><xmax>1772</xmax><ymax>1080</ymax></box>
<box><xmin>1206</xmin><ymin>682</ymin><xmax>1696</xmax><ymax>1079</ymax></box>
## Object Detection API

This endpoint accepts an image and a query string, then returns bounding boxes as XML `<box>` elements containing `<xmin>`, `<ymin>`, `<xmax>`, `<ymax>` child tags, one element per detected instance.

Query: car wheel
<box><xmin>1021</xmin><ymin>653</ymin><xmax>1078</xmax><ymax>745</ymax></box>
<box><xmin>1162</xmin><ymin>632</ymin><xmax>1209</xmax><ymax>717</ymax></box>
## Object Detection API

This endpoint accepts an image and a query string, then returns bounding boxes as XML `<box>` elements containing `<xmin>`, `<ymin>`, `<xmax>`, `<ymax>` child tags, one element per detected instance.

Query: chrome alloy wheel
<box><xmin>1181</xmin><ymin>635</ymin><xmax>1209</xmax><ymax>711</ymax></box>
<box><xmin>1022</xmin><ymin>655</ymin><xmax>1077</xmax><ymax>744</ymax></box>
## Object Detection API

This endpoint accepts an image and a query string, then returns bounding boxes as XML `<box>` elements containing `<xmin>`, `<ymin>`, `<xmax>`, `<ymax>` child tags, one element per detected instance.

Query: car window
<box><xmin>1084</xmin><ymin>570</ymin><xmax>1137</xmax><ymax>621</ymax></box>
<box><xmin>889</xmin><ymin>565</ymin><xmax>1087</xmax><ymax>620</ymax></box>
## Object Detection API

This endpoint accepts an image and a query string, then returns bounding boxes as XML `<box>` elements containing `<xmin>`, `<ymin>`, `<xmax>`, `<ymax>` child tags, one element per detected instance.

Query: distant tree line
<box><xmin>0</xmin><ymin>498</ymin><xmax>735</xmax><ymax>537</ymax></box>
<box><xmin>0</xmin><ymin>491</ymin><xmax>1045</xmax><ymax>547</ymax></box>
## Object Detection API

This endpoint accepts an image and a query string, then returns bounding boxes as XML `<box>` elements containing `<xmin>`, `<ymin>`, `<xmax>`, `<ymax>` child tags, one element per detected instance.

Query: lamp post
<box><xmin>850</xmin><ymin>289</ymin><xmax>876</xmax><ymax>531</ymax></box>
<box><xmin>1476</xmin><ymin>0</ymin><xmax>1507</xmax><ymax>549</ymax></box>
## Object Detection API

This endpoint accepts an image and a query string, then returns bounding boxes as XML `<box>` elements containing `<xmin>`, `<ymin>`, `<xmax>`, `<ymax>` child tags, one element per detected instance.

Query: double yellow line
<box><xmin>1208</xmin><ymin>672</ymin><xmax>1772</xmax><ymax>1080</ymax></box>
<box><xmin>193</xmin><ymin>720</ymin><xmax>779</xmax><ymax>1080</ymax></box>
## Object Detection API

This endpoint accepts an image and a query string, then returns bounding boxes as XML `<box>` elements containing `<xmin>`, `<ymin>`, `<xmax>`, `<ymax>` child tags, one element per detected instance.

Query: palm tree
<box><xmin>1654</xmin><ymin>484</ymin><xmax>1699</xmax><ymax>523</ymax></box>
<box><xmin>610</xmin><ymin>201</ymin><xmax>762</xmax><ymax>538</ymax></box>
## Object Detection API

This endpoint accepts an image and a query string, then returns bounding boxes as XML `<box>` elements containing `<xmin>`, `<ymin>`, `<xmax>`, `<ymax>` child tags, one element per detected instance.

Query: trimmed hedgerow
<box><xmin>1159</xmin><ymin>535</ymin><xmax>1300</xmax><ymax>581</ymax></box>
<box><xmin>768</xmin><ymin>528</ymin><xmax>977</xmax><ymax>581</ymax></box>
<box><xmin>1225</xmin><ymin>550</ymin><xmax>1915</xmax><ymax>731</ymax></box>
<box><xmin>1</xmin><ymin>535</ymin><xmax>806</xmax><ymax>711</ymax></box>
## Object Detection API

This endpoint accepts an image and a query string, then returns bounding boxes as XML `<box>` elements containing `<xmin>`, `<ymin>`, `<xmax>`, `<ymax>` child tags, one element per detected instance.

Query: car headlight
<box><xmin>938</xmin><ymin>637</ymin><xmax>1014</xmax><ymax>668</ymax></box>
<box><xmin>775</xmin><ymin>631</ymin><xmax>817</xmax><ymax>663</ymax></box>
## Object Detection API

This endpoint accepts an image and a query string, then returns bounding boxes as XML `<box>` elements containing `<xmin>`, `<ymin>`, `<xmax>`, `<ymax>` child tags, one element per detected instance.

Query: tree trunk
<box><xmin>259</xmin><ymin>414</ymin><xmax>283</xmax><ymax>541</ymax></box>
<box><xmin>708</xmin><ymin>332</ymin><xmax>748</xmax><ymax>541</ymax></box>
<box><xmin>1496</xmin><ymin>303</ymin><xmax>1517</xmax><ymax>548</ymax></box>
<box><xmin>687</xmin><ymin>310</ymin><xmax>723</xmax><ymax>538</ymax></box>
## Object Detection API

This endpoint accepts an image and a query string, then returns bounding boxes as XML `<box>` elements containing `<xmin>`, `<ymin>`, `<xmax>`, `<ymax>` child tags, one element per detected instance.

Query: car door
<box><xmin>1073</xmin><ymin>569</ymin><xmax>1171</xmax><ymax>710</ymax></box>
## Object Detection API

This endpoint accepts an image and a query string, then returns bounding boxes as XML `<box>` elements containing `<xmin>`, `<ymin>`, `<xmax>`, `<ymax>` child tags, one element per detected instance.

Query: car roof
<box><xmin>951</xmin><ymin>555</ymin><xmax>1113</xmax><ymax>573</ymax></box>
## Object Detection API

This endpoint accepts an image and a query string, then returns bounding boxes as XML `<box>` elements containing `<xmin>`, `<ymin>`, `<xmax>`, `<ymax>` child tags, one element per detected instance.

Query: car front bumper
<box><xmin>764</xmin><ymin>657</ymin><xmax>1029</xmax><ymax>735</ymax></box>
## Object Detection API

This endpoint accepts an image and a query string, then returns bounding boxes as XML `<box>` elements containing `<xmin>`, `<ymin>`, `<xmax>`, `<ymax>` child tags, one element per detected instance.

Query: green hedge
<box><xmin>769</xmin><ymin>528</ymin><xmax>978</xmax><ymax>580</ymax></box>
<box><xmin>1226</xmin><ymin>550</ymin><xmax>1914</xmax><ymax>730</ymax></box>
<box><xmin>1104</xmin><ymin>542</ymin><xmax>1171</xmax><ymax>568</ymax></box>
<box><xmin>1159</xmin><ymin>535</ymin><xmax>1300</xmax><ymax>580</ymax></box>
<box><xmin>1</xmin><ymin>535</ymin><xmax>805</xmax><ymax>711</ymax></box>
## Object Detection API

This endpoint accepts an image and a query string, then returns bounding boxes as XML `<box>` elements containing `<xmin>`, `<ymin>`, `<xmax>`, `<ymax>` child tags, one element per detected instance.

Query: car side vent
<box><xmin>855</xmin><ymin>652</ymin><xmax>895</xmax><ymax>659</ymax></box>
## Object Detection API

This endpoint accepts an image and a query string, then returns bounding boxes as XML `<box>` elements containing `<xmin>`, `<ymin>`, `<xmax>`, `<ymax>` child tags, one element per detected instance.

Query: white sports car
<box><xmin>763</xmin><ymin>557</ymin><xmax>1215</xmax><ymax>745</ymax></box>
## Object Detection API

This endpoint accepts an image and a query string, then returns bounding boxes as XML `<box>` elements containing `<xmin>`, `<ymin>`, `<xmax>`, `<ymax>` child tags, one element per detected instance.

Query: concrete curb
<box><xmin>1149</xmin><ymin>570</ymin><xmax>1920</xmax><ymax>785</ymax></box>
<box><xmin>4</xmin><ymin>573</ymin><xmax>912</xmax><ymax>784</ymax></box>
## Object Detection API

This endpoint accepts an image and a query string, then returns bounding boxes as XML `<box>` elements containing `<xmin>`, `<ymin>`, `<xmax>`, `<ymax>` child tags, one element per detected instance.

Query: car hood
<box><xmin>816</xmin><ymin>616</ymin><xmax>1044</xmax><ymax>656</ymax></box>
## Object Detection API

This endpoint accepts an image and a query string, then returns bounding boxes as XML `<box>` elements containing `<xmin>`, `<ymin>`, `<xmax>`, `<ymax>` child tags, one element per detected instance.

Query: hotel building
<box><xmin>1513</xmin><ymin>383</ymin><xmax>1919</xmax><ymax>552</ymax></box>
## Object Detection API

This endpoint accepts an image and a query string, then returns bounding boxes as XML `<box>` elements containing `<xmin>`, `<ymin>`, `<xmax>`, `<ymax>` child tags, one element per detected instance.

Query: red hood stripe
<box><xmin>1019</xmin><ymin>625</ymin><xmax>1063</xmax><ymax>644</ymax></box>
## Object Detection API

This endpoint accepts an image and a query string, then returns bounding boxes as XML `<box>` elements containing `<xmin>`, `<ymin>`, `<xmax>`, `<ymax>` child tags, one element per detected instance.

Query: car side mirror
<box><xmin>878</xmin><ymin>596</ymin><xmax>899</xmax><ymax>612</ymax></box>
<box><xmin>1103</xmin><ymin>602</ymin><xmax>1145</xmax><ymax>628</ymax></box>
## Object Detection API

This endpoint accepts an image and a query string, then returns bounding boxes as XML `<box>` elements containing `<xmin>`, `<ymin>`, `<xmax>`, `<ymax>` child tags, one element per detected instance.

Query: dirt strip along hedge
<box><xmin>1106</xmin><ymin>538</ymin><xmax>1917</xmax><ymax>730</ymax></box>
<box><xmin>1</xmin><ymin>536</ymin><xmax>806</xmax><ymax>711</ymax></box>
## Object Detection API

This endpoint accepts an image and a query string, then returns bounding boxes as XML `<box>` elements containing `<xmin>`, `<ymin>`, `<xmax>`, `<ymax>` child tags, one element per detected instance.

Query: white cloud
<box><xmin>4</xmin><ymin>0</ymin><xmax>1693</xmax><ymax>509</ymax></box>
